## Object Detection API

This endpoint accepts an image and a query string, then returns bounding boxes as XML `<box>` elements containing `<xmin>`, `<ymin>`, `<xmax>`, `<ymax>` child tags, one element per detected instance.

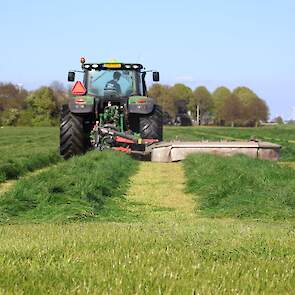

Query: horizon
<box><xmin>1</xmin><ymin>0</ymin><xmax>294</xmax><ymax>120</ymax></box>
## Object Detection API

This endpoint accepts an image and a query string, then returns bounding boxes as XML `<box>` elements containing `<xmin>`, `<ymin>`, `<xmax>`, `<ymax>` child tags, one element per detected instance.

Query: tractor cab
<box><xmin>68</xmin><ymin>59</ymin><xmax>159</xmax><ymax>100</ymax></box>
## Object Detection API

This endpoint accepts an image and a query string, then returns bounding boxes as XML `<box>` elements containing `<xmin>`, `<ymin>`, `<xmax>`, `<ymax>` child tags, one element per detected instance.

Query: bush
<box><xmin>1</xmin><ymin>108</ymin><xmax>20</xmax><ymax>126</ymax></box>
<box><xmin>17</xmin><ymin>109</ymin><xmax>33</xmax><ymax>126</ymax></box>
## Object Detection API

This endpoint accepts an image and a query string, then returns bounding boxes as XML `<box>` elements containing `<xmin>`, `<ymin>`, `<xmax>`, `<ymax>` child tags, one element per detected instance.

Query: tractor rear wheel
<box><xmin>60</xmin><ymin>105</ymin><xmax>91</xmax><ymax>159</ymax></box>
<box><xmin>139</xmin><ymin>105</ymin><xmax>163</xmax><ymax>141</ymax></box>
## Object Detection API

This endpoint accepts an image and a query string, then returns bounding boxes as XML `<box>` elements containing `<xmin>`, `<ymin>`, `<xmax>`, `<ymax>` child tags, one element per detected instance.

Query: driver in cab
<box><xmin>105</xmin><ymin>71</ymin><xmax>122</xmax><ymax>94</ymax></box>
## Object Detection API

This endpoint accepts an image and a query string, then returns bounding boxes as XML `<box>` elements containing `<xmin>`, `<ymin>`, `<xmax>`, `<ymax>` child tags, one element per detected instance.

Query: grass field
<box><xmin>184</xmin><ymin>154</ymin><xmax>295</xmax><ymax>220</ymax></box>
<box><xmin>0</xmin><ymin>125</ymin><xmax>295</xmax><ymax>294</ymax></box>
<box><xmin>1</xmin><ymin>125</ymin><xmax>294</xmax><ymax>184</ymax></box>
<box><xmin>0</xmin><ymin>127</ymin><xmax>60</xmax><ymax>183</ymax></box>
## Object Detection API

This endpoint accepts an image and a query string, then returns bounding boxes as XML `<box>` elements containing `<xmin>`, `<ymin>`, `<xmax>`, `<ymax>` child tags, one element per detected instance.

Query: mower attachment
<box><xmin>92</xmin><ymin>123</ymin><xmax>158</xmax><ymax>155</ymax></box>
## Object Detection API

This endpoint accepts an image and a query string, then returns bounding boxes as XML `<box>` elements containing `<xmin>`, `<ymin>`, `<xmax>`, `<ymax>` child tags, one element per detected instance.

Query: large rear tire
<box><xmin>60</xmin><ymin>105</ymin><xmax>91</xmax><ymax>159</ymax></box>
<box><xmin>139</xmin><ymin>105</ymin><xmax>163</xmax><ymax>141</ymax></box>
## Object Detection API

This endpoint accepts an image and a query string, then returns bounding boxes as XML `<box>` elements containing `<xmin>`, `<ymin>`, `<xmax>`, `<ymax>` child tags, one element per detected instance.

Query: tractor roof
<box><xmin>81</xmin><ymin>60</ymin><xmax>144</xmax><ymax>71</ymax></box>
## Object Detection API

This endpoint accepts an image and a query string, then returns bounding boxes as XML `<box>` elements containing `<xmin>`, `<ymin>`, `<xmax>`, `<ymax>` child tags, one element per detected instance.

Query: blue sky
<box><xmin>1</xmin><ymin>0</ymin><xmax>294</xmax><ymax>119</ymax></box>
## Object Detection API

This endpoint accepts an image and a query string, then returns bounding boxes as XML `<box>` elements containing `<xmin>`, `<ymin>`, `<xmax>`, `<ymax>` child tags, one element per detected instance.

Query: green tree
<box><xmin>233</xmin><ymin>87</ymin><xmax>257</xmax><ymax>104</ymax></box>
<box><xmin>189</xmin><ymin>86</ymin><xmax>213</xmax><ymax>124</ymax></box>
<box><xmin>148</xmin><ymin>84</ymin><xmax>174</xmax><ymax>116</ymax></box>
<box><xmin>17</xmin><ymin>109</ymin><xmax>34</xmax><ymax>126</ymax></box>
<box><xmin>26</xmin><ymin>87</ymin><xmax>58</xmax><ymax>126</ymax></box>
<box><xmin>148</xmin><ymin>83</ymin><xmax>193</xmax><ymax>117</ymax></box>
<box><xmin>0</xmin><ymin>108</ymin><xmax>20</xmax><ymax>126</ymax></box>
<box><xmin>247</xmin><ymin>98</ymin><xmax>269</xmax><ymax>126</ymax></box>
<box><xmin>0</xmin><ymin>83</ymin><xmax>27</xmax><ymax>112</ymax></box>
<box><xmin>219</xmin><ymin>94</ymin><xmax>243</xmax><ymax>127</ymax></box>
<box><xmin>148</xmin><ymin>83</ymin><xmax>166</xmax><ymax>99</ymax></box>
<box><xmin>169</xmin><ymin>83</ymin><xmax>193</xmax><ymax>104</ymax></box>
<box><xmin>168</xmin><ymin>84</ymin><xmax>193</xmax><ymax>117</ymax></box>
<box><xmin>233</xmin><ymin>87</ymin><xmax>269</xmax><ymax>126</ymax></box>
<box><xmin>212</xmin><ymin>86</ymin><xmax>232</xmax><ymax>124</ymax></box>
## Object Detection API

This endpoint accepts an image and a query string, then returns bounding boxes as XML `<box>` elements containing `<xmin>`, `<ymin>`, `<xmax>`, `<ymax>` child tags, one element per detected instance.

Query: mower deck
<box><xmin>98</xmin><ymin>126</ymin><xmax>281</xmax><ymax>162</ymax></box>
<box><xmin>138</xmin><ymin>140</ymin><xmax>281</xmax><ymax>162</ymax></box>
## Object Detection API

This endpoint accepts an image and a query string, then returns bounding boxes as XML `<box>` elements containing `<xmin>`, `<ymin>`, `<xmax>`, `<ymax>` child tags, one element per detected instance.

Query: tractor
<box><xmin>60</xmin><ymin>58</ymin><xmax>163</xmax><ymax>159</ymax></box>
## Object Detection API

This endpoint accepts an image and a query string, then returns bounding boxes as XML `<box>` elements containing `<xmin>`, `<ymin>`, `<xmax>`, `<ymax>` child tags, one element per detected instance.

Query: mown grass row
<box><xmin>0</xmin><ymin>127</ymin><xmax>60</xmax><ymax>183</ymax></box>
<box><xmin>184</xmin><ymin>154</ymin><xmax>295</xmax><ymax>220</ymax></box>
<box><xmin>165</xmin><ymin>125</ymin><xmax>295</xmax><ymax>161</ymax></box>
<box><xmin>0</xmin><ymin>151</ymin><xmax>138</xmax><ymax>223</ymax></box>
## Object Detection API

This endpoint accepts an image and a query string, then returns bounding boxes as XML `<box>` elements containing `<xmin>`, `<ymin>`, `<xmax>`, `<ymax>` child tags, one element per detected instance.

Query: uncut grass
<box><xmin>0</xmin><ymin>127</ymin><xmax>60</xmax><ymax>183</ymax></box>
<box><xmin>0</xmin><ymin>151</ymin><xmax>137</xmax><ymax>223</ymax></box>
<box><xmin>165</xmin><ymin>125</ymin><xmax>295</xmax><ymax>161</ymax></box>
<box><xmin>184</xmin><ymin>154</ymin><xmax>295</xmax><ymax>220</ymax></box>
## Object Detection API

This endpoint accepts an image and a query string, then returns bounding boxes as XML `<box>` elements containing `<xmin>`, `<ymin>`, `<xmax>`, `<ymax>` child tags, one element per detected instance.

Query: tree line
<box><xmin>0</xmin><ymin>81</ymin><xmax>285</xmax><ymax>127</ymax></box>
<box><xmin>0</xmin><ymin>82</ymin><xmax>67</xmax><ymax>126</ymax></box>
<box><xmin>148</xmin><ymin>84</ymin><xmax>270</xmax><ymax>127</ymax></box>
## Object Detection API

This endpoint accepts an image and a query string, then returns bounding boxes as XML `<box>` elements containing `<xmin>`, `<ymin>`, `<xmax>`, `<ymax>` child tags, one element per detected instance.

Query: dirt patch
<box><xmin>0</xmin><ymin>180</ymin><xmax>16</xmax><ymax>195</ymax></box>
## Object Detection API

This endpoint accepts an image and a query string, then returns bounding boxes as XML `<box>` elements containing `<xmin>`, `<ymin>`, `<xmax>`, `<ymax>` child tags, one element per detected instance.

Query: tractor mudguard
<box><xmin>128</xmin><ymin>96</ymin><xmax>155</xmax><ymax>115</ymax></box>
<box><xmin>68</xmin><ymin>96</ymin><xmax>95</xmax><ymax>113</ymax></box>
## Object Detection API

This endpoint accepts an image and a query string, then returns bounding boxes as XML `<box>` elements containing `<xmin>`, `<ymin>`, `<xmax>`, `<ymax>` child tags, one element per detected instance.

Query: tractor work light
<box><xmin>103</xmin><ymin>63</ymin><xmax>122</xmax><ymax>69</ymax></box>
<box><xmin>80</xmin><ymin>57</ymin><xmax>86</xmax><ymax>64</ymax></box>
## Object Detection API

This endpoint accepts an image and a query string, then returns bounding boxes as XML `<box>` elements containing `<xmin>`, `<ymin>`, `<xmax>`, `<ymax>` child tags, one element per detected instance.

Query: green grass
<box><xmin>1</xmin><ymin>162</ymin><xmax>295</xmax><ymax>295</ymax></box>
<box><xmin>165</xmin><ymin>125</ymin><xmax>295</xmax><ymax>161</ymax></box>
<box><xmin>0</xmin><ymin>126</ymin><xmax>295</xmax><ymax>294</ymax></box>
<box><xmin>0</xmin><ymin>151</ymin><xmax>138</xmax><ymax>223</ymax></box>
<box><xmin>0</xmin><ymin>127</ymin><xmax>60</xmax><ymax>183</ymax></box>
<box><xmin>184</xmin><ymin>153</ymin><xmax>295</xmax><ymax>220</ymax></box>
<box><xmin>0</xmin><ymin>211</ymin><xmax>295</xmax><ymax>294</ymax></box>
<box><xmin>0</xmin><ymin>125</ymin><xmax>293</xmax><ymax>184</ymax></box>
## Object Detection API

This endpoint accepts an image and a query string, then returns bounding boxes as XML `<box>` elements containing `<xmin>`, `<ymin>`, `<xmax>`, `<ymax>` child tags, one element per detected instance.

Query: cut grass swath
<box><xmin>0</xmin><ymin>151</ymin><xmax>138</xmax><ymax>223</ymax></box>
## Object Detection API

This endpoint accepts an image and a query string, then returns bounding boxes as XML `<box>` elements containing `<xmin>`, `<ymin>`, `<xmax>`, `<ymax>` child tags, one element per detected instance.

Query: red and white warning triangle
<box><xmin>71</xmin><ymin>81</ymin><xmax>86</xmax><ymax>95</ymax></box>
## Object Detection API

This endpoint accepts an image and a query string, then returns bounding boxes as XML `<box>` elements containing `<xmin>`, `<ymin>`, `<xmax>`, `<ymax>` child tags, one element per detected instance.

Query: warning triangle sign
<box><xmin>71</xmin><ymin>81</ymin><xmax>86</xmax><ymax>95</ymax></box>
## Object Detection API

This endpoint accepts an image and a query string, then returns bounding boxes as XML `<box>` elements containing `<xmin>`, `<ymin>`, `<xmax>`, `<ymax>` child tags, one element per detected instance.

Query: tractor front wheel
<box><xmin>60</xmin><ymin>105</ymin><xmax>91</xmax><ymax>159</ymax></box>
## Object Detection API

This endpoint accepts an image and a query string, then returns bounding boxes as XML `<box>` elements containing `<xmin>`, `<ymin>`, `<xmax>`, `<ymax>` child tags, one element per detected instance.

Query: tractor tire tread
<box><xmin>60</xmin><ymin>105</ymin><xmax>90</xmax><ymax>159</ymax></box>
<box><xmin>139</xmin><ymin>105</ymin><xmax>163</xmax><ymax>141</ymax></box>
